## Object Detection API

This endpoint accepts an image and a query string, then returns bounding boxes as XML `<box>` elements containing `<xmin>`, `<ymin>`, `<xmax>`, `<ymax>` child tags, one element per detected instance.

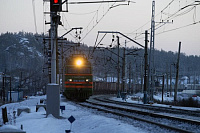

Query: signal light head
<box><xmin>50</xmin><ymin>0</ymin><xmax>62</xmax><ymax>12</ymax></box>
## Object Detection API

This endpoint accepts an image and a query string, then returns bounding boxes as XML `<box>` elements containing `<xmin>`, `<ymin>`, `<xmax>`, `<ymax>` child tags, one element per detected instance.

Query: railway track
<box><xmin>95</xmin><ymin>95</ymin><xmax>200</xmax><ymax>120</ymax></box>
<box><xmin>78</xmin><ymin>95</ymin><xmax>200</xmax><ymax>133</ymax></box>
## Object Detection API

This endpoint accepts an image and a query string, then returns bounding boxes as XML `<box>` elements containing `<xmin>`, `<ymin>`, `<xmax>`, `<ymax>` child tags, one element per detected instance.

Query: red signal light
<box><xmin>50</xmin><ymin>0</ymin><xmax>62</xmax><ymax>12</ymax></box>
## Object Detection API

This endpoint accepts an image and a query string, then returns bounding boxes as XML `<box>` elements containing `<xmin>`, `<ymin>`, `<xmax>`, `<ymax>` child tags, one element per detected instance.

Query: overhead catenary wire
<box><xmin>124</xmin><ymin>0</ymin><xmax>199</xmax><ymax>45</ymax></box>
<box><xmin>80</xmin><ymin>0</ymin><xmax>132</xmax><ymax>41</ymax></box>
<box><xmin>43</xmin><ymin>0</ymin><xmax>199</xmax><ymax>49</ymax></box>
<box><xmin>158</xmin><ymin>1</ymin><xmax>196</xmax><ymax>22</ymax></box>
<box><xmin>43</xmin><ymin>1</ymin><xmax>46</xmax><ymax>34</ymax></box>
<box><xmin>81</xmin><ymin>3</ymin><xmax>117</xmax><ymax>41</ymax></box>
<box><xmin>58</xmin><ymin>12</ymin><xmax>81</xmax><ymax>42</ymax></box>
<box><xmin>66</xmin><ymin>0</ymin><xmax>127</xmax><ymax>4</ymax></box>
<box><xmin>89</xmin><ymin>33</ymin><xmax>107</xmax><ymax>58</ymax></box>
<box><xmin>43</xmin><ymin>1</ymin><xmax>51</xmax><ymax>34</ymax></box>
<box><xmin>58</xmin><ymin>0</ymin><xmax>131</xmax><ymax>42</ymax></box>
<box><xmin>126</xmin><ymin>19</ymin><xmax>200</xmax><ymax>43</ymax></box>
<box><xmin>156</xmin><ymin>20</ymin><xmax>200</xmax><ymax>35</ymax></box>
<box><xmin>81</xmin><ymin>4</ymin><xmax>103</xmax><ymax>39</ymax></box>
<box><xmin>68</xmin><ymin>10</ymin><xmax>98</xmax><ymax>15</ymax></box>
<box><xmin>126</xmin><ymin>0</ymin><xmax>197</xmax><ymax>40</ymax></box>
<box><xmin>153</xmin><ymin>1</ymin><xmax>198</xmax><ymax>32</ymax></box>
<box><xmin>32</xmin><ymin>0</ymin><xmax>38</xmax><ymax>34</ymax></box>
<box><xmin>125</xmin><ymin>0</ymin><xmax>177</xmax><ymax>35</ymax></box>
<box><xmin>160</xmin><ymin>0</ymin><xmax>176</xmax><ymax>13</ymax></box>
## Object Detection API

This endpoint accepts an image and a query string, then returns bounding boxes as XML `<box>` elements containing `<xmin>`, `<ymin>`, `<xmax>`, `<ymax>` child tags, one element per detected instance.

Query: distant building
<box><xmin>180</xmin><ymin>76</ymin><xmax>189</xmax><ymax>85</ymax></box>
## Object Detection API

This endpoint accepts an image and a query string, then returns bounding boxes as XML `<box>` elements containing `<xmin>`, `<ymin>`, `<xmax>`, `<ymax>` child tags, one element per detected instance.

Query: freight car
<box><xmin>64</xmin><ymin>54</ymin><xmax>93</xmax><ymax>101</ymax></box>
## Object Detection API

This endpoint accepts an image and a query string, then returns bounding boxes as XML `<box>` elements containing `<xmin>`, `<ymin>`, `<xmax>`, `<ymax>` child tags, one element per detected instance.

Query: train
<box><xmin>63</xmin><ymin>54</ymin><xmax>93</xmax><ymax>101</ymax></box>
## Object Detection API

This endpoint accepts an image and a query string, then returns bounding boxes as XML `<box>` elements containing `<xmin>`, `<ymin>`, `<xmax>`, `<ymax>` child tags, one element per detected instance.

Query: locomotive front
<box><xmin>64</xmin><ymin>54</ymin><xmax>93</xmax><ymax>101</ymax></box>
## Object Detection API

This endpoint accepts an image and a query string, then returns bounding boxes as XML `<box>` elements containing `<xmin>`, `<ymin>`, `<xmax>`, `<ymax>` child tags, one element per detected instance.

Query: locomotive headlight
<box><xmin>86</xmin><ymin>79</ymin><xmax>89</xmax><ymax>82</ymax></box>
<box><xmin>69</xmin><ymin>79</ymin><xmax>72</xmax><ymax>82</ymax></box>
<box><xmin>76</xmin><ymin>59</ymin><xmax>82</xmax><ymax>66</ymax></box>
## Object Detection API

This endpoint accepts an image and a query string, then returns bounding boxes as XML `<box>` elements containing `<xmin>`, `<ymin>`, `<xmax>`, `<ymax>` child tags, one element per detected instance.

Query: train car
<box><xmin>64</xmin><ymin>54</ymin><xmax>93</xmax><ymax>101</ymax></box>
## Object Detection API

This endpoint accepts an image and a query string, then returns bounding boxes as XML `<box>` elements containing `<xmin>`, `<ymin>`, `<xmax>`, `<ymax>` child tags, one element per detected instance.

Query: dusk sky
<box><xmin>0</xmin><ymin>0</ymin><xmax>200</xmax><ymax>56</ymax></box>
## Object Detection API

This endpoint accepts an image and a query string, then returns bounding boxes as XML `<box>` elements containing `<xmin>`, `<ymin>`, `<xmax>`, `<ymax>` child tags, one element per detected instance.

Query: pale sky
<box><xmin>0</xmin><ymin>0</ymin><xmax>200</xmax><ymax>56</ymax></box>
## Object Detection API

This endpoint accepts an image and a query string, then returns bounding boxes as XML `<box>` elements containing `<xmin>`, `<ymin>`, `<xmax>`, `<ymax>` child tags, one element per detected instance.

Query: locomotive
<box><xmin>63</xmin><ymin>54</ymin><xmax>93</xmax><ymax>101</ymax></box>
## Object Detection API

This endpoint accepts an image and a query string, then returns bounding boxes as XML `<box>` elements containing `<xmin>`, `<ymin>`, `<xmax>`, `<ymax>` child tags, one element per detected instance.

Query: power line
<box><xmin>66</xmin><ymin>0</ymin><xmax>127</xmax><ymax>4</ymax></box>
<box><xmin>158</xmin><ymin>1</ymin><xmax>196</xmax><ymax>22</ymax></box>
<box><xmin>32</xmin><ymin>0</ymin><xmax>38</xmax><ymax>33</ymax></box>
<box><xmin>81</xmin><ymin>3</ymin><xmax>103</xmax><ymax>36</ymax></box>
<box><xmin>127</xmin><ymin>0</ymin><xmax>197</xmax><ymax>40</ymax></box>
<box><xmin>126</xmin><ymin>19</ymin><xmax>200</xmax><ymax>44</ymax></box>
<box><xmin>81</xmin><ymin>2</ymin><xmax>117</xmax><ymax>41</ymax></box>
<box><xmin>68</xmin><ymin>10</ymin><xmax>97</xmax><ymax>15</ymax></box>
<box><xmin>79</xmin><ymin>0</ymin><xmax>131</xmax><ymax>41</ymax></box>
<box><xmin>126</xmin><ymin>0</ymin><xmax>177</xmax><ymax>36</ymax></box>
<box><xmin>160</xmin><ymin>0</ymin><xmax>176</xmax><ymax>13</ymax></box>
<box><xmin>156</xmin><ymin>20</ymin><xmax>200</xmax><ymax>35</ymax></box>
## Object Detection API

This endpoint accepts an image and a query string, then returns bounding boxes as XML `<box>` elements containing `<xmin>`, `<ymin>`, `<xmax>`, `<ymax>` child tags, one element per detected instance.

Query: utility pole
<box><xmin>170</xmin><ymin>64</ymin><xmax>172</xmax><ymax>97</ymax></box>
<box><xmin>148</xmin><ymin>0</ymin><xmax>173</xmax><ymax>102</ymax></box>
<box><xmin>98</xmin><ymin>31</ymin><xmax>145</xmax><ymax>98</ymax></box>
<box><xmin>50</xmin><ymin>14</ymin><xmax>57</xmax><ymax>84</ymax></box>
<box><xmin>128</xmin><ymin>62</ymin><xmax>131</xmax><ymax>94</ymax></box>
<box><xmin>46</xmin><ymin>0</ymin><xmax>62</xmax><ymax>118</ymax></box>
<box><xmin>61</xmin><ymin>41</ymin><xmax>64</xmax><ymax>93</ymax></box>
<box><xmin>148</xmin><ymin>0</ymin><xmax>155</xmax><ymax>102</ymax></box>
<box><xmin>144</xmin><ymin>30</ymin><xmax>148</xmax><ymax>104</ymax></box>
<box><xmin>19</xmin><ymin>71</ymin><xmax>22</xmax><ymax>101</ymax></box>
<box><xmin>117</xmin><ymin>36</ymin><xmax>121</xmax><ymax>98</ymax></box>
<box><xmin>162</xmin><ymin>75</ymin><xmax>164</xmax><ymax>103</ymax></box>
<box><xmin>9</xmin><ymin>77</ymin><xmax>12</xmax><ymax>103</ymax></box>
<box><xmin>140</xmin><ymin>58</ymin><xmax>144</xmax><ymax>93</ymax></box>
<box><xmin>166</xmin><ymin>64</ymin><xmax>169</xmax><ymax>95</ymax></box>
<box><xmin>174</xmin><ymin>42</ymin><xmax>181</xmax><ymax>102</ymax></box>
<box><xmin>2</xmin><ymin>74</ymin><xmax>5</xmax><ymax>103</ymax></box>
<box><xmin>47</xmin><ymin>30</ymin><xmax>52</xmax><ymax>83</ymax></box>
<box><xmin>122</xmin><ymin>46</ymin><xmax>126</xmax><ymax>92</ymax></box>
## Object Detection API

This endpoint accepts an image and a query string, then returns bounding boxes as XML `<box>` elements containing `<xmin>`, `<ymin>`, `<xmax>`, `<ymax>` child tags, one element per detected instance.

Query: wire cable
<box><xmin>32</xmin><ymin>0</ymin><xmax>38</xmax><ymax>33</ymax></box>
<box><xmin>68</xmin><ymin>10</ymin><xmax>98</xmax><ymax>15</ymax></box>
<box><xmin>156</xmin><ymin>20</ymin><xmax>200</xmax><ymax>35</ymax></box>
<box><xmin>127</xmin><ymin>0</ymin><xmax>196</xmax><ymax>40</ymax></box>
<box><xmin>81</xmin><ymin>2</ymin><xmax>122</xmax><ymax>41</ymax></box>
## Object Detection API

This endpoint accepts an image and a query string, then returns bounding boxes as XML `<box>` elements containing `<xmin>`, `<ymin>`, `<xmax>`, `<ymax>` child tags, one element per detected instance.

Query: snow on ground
<box><xmin>0</xmin><ymin>95</ymin><xmax>146</xmax><ymax>133</ymax></box>
<box><xmin>1</xmin><ymin>93</ymin><xmax>199</xmax><ymax>133</ymax></box>
<box><xmin>110</xmin><ymin>92</ymin><xmax>200</xmax><ymax>111</ymax></box>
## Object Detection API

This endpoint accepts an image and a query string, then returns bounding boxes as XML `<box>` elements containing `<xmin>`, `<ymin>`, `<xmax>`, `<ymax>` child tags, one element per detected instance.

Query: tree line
<box><xmin>0</xmin><ymin>32</ymin><xmax>199</xmax><ymax>95</ymax></box>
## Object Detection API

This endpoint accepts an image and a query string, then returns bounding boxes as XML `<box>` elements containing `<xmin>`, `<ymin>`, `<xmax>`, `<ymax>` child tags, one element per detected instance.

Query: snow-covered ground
<box><xmin>0</xmin><ymin>95</ymin><xmax>146</xmax><ymax>133</ymax></box>
<box><xmin>0</xmin><ymin>93</ymin><xmax>199</xmax><ymax>133</ymax></box>
<box><xmin>111</xmin><ymin>92</ymin><xmax>200</xmax><ymax>111</ymax></box>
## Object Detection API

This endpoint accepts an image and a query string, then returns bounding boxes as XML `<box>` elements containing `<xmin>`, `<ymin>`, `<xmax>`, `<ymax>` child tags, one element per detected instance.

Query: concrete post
<box><xmin>46</xmin><ymin>84</ymin><xmax>60</xmax><ymax>118</ymax></box>
<box><xmin>144</xmin><ymin>30</ymin><xmax>148</xmax><ymax>104</ymax></box>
